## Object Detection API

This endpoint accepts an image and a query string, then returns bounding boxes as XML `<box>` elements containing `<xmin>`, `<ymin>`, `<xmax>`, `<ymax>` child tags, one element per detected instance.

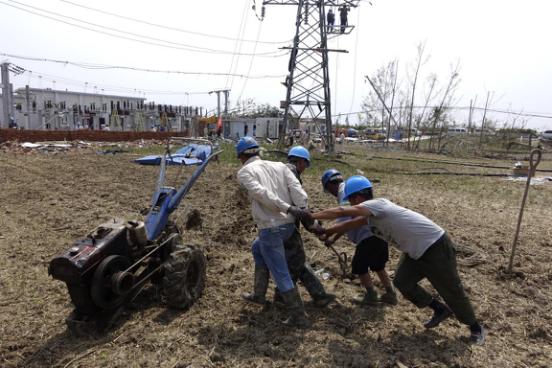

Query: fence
<box><xmin>0</xmin><ymin>129</ymin><xmax>188</xmax><ymax>143</ymax></box>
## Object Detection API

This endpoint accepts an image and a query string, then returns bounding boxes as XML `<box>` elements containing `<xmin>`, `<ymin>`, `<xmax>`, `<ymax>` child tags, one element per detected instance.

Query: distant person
<box><xmin>8</xmin><ymin>116</ymin><xmax>17</xmax><ymax>129</ymax></box>
<box><xmin>339</xmin><ymin>4</ymin><xmax>350</xmax><ymax>33</ymax></box>
<box><xmin>327</xmin><ymin>9</ymin><xmax>335</xmax><ymax>32</ymax></box>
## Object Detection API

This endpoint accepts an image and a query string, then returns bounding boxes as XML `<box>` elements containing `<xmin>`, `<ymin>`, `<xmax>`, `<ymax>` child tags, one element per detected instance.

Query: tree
<box><xmin>361</xmin><ymin>60</ymin><xmax>399</xmax><ymax>145</ymax></box>
<box><xmin>406</xmin><ymin>42</ymin><xmax>429</xmax><ymax>150</ymax></box>
<box><xmin>428</xmin><ymin>62</ymin><xmax>461</xmax><ymax>152</ymax></box>
<box><xmin>231</xmin><ymin>99</ymin><xmax>282</xmax><ymax>118</ymax></box>
<box><xmin>412</xmin><ymin>73</ymin><xmax>438</xmax><ymax>151</ymax></box>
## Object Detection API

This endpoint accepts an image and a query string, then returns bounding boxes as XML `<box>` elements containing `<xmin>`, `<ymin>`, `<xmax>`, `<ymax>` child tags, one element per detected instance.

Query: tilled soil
<box><xmin>0</xmin><ymin>148</ymin><xmax>551</xmax><ymax>368</ymax></box>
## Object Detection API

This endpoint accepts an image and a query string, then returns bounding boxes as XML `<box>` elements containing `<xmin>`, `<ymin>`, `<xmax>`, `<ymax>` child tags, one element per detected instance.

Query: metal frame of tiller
<box><xmin>48</xmin><ymin>138</ymin><xmax>221</xmax><ymax>333</ymax></box>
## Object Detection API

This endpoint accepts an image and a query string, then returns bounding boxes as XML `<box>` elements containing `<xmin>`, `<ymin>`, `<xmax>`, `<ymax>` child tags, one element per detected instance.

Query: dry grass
<box><xmin>0</xmin><ymin>144</ymin><xmax>551</xmax><ymax>367</ymax></box>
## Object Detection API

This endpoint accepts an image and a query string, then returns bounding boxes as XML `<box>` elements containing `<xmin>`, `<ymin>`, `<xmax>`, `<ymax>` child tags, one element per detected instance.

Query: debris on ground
<box><xmin>506</xmin><ymin>176</ymin><xmax>552</xmax><ymax>185</ymax></box>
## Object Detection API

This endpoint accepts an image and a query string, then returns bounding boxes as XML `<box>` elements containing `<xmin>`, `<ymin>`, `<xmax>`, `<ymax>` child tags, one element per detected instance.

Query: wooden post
<box><xmin>508</xmin><ymin>149</ymin><xmax>542</xmax><ymax>273</ymax></box>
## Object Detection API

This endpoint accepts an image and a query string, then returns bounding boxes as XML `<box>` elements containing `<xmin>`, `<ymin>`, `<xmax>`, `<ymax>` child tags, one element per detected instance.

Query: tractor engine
<box><xmin>49</xmin><ymin>218</ymin><xmax>206</xmax><ymax>333</ymax></box>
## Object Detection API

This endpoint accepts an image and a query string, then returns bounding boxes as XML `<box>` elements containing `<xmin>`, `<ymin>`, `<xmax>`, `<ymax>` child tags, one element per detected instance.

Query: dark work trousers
<box><xmin>283</xmin><ymin>227</ymin><xmax>326</xmax><ymax>299</ymax></box>
<box><xmin>393</xmin><ymin>233</ymin><xmax>477</xmax><ymax>326</ymax></box>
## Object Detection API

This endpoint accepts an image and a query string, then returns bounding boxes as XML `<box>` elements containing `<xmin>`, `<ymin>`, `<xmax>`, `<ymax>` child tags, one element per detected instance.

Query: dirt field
<box><xmin>1</xmin><ymin>143</ymin><xmax>551</xmax><ymax>367</ymax></box>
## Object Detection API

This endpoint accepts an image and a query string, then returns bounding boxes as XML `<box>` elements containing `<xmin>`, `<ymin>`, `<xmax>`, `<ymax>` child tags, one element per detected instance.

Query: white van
<box><xmin>448</xmin><ymin>127</ymin><xmax>467</xmax><ymax>135</ymax></box>
<box><xmin>540</xmin><ymin>130</ymin><xmax>552</xmax><ymax>141</ymax></box>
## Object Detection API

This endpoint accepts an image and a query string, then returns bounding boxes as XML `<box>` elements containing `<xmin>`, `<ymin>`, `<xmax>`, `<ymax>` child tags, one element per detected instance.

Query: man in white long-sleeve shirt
<box><xmin>236</xmin><ymin>136</ymin><xmax>310</xmax><ymax>327</ymax></box>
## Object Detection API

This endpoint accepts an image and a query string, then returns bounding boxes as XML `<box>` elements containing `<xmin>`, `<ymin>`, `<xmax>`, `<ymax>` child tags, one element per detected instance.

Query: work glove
<box><xmin>306</xmin><ymin>221</ymin><xmax>325</xmax><ymax>236</ymax></box>
<box><xmin>287</xmin><ymin>206</ymin><xmax>315</xmax><ymax>228</ymax></box>
<box><xmin>287</xmin><ymin>205</ymin><xmax>309</xmax><ymax>220</ymax></box>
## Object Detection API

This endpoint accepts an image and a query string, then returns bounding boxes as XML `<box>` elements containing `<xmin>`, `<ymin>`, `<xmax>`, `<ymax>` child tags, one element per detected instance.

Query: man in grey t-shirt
<box><xmin>311</xmin><ymin>175</ymin><xmax>486</xmax><ymax>345</ymax></box>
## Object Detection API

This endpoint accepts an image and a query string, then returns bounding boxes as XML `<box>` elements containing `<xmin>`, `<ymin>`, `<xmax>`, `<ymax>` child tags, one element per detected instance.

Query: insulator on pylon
<box><xmin>261</xmin><ymin>6</ymin><xmax>265</xmax><ymax>18</ymax></box>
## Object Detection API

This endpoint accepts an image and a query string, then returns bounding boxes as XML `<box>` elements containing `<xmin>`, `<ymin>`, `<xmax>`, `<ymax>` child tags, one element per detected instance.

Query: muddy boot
<box><xmin>241</xmin><ymin>266</ymin><xmax>269</xmax><ymax>305</ymax></box>
<box><xmin>280</xmin><ymin>288</ymin><xmax>310</xmax><ymax>328</ymax></box>
<box><xmin>313</xmin><ymin>293</ymin><xmax>337</xmax><ymax>308</ymax></box>
<box><xmin>352</xmin><ymin>287</ymin><xmax>379</xmax><ymax>306</ymax></box>
<box><xmin>380</xmin><ymin>288</ymin><xmax>398</xmax><ymax>306</ymax></box>
<box><xmin>273</xmin><ymin>288</ymin><xmax>285</xmax><ymax>308</ymax></box>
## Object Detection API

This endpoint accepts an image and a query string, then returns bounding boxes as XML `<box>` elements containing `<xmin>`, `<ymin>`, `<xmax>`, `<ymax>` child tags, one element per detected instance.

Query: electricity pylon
<box><xmin>261</xmin><ymin>0</ymin><xmax>360</xmax><ymax>153</ymax></box>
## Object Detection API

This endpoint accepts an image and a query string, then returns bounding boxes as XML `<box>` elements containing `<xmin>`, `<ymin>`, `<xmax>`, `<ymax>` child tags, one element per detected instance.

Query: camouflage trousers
<box><xmin>282</xmin><ymin>228</ymin><xmax>327</xmax><ymax>299</ymax></box>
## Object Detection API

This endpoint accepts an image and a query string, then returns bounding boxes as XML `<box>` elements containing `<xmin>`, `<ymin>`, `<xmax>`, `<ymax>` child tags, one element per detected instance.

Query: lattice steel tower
<box><xmin>261</xmin><ymin>0</ymin><xmax>360</xmax><ymax>152</ymax></box>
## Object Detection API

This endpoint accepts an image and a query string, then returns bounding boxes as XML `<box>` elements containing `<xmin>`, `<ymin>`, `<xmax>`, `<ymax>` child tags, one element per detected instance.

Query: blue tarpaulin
<box><xmin>135</xmin><ymin>144</ymin><xmax>212</xmax><ymax>166</ymax></box>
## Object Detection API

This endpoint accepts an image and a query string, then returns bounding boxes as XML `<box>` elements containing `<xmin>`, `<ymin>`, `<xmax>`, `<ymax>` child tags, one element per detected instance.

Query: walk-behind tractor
<box><xmin>48</xmin><ymin>139</ymin><xmax>220</xmax><ymax>334</ymax></box>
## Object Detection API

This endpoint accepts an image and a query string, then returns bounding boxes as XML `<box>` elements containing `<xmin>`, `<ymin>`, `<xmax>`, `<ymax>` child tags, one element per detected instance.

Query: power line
<box><xmin>59</xmin><ymin>0</ymin><xmax>290</xmax><ymax>45</ymax></box>
<box><xmin>21</xmin><ymin>69</ymin><xmax>215</xmax><ymax>96</ymax></box>
<box><xmin>225</xmin><ymin>0</ymin><xmax>250</xmax><ymax>90</ymax></box>
<box><xmin>0</xmin><ymin>52</ymin><xmax>286</xmax><ymax>79</ymax></box>
<box><xmin>0</xmin><ymin>0</ymin><xmax>287</xmax><ymax>57</ymax></box>
<box><xmin>334</xmin><ymin>105</ymin><xmax>552</xmax><ymax>120</ymax></box>
<box><xmin>238</xmin><ymin>21</ymin><xmax>265</xmax><ymax>102</ymax></box>
<box><xmin>230</xmin><ymin>0</ymin><xmax>253</xmax><ymax>91</ymax></box>
<box><xmin>348</xmin><ymin>6</ymin><xmax>361</xmax><ymax>113</ymax></box>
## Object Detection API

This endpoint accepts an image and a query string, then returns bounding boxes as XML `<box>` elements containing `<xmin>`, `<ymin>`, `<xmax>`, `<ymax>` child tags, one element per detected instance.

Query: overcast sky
<box><xmin>1</xmin><ymin>0</ymin><xmax>551</xmax><ymax>130</ymax></box>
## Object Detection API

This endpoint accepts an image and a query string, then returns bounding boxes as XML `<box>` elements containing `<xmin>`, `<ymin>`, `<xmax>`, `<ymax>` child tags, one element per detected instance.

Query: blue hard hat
<box><xmin>288</xmin><ymin>146</ymin><xmax>310</xmax><ymax>166</ymax></box>
<box><xmin>321</xmin><ymin>168</ymin><xmax>343</xmax><ymax>189</ymax></box>
<box><xmin>343</xmin><ymin>175</ymin><xmax>372</xmax><ymax>201</ymax></box>
<box><xmin>236</xmin><ymin>136</ymin><xmax>259</xmax><ymax>157</ymax></box>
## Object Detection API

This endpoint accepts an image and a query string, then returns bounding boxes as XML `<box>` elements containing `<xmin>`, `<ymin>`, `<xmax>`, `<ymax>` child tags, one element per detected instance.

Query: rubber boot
<box><xmin>380</xmin><ymin>288</ymin><xmax>398</xmax><ymax>306</ymax></box>
<box><xmin>352</xmin><ymin>287</ymin><xmax>379</xmax><ymax>306</ymax></box>
<box><xmin>241</xmin><ymin>266</ymin><xmax>269</xmax><ymax>305</ymax></box>
<box><xmin>280</xmin><ymin>288</ymin><xmax>310</xmax><ymax>328</ymax></box>
<box><xmin>313</xmin><ymin>293</ymin><xmax>337</xmax><ymax>308</ymax></box>
<box><xmin>273</xmin><ymin>288</ymin><xmax>285</xmax><ymax>308</ymax></box>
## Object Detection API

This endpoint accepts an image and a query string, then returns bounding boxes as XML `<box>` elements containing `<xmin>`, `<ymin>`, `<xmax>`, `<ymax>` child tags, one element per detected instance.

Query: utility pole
<box><xmin>223</xmin><ymin>90</ymin><xmax>230</xmax><ymax>115</ymax></box>
<box><xmin>25</xmin><ymin>85</ymin><xmax>31</xmax><ymax>129</ymax></box>
<box><xmin>209</xmin><ymin>89</ymin><xmax>230</xmax><ymax>135</ymax></box>
<box><xmin>1</xmin><ymin>62</ymin><xmax>11</xmax><ymax>128</ymax></box>
<box><xmin>262</xmin><ymin>0</ymin><xmax>361</xmax><ymax>153</ymax></box>
<box><xmin>468</xmin><ymin>98</ymin><xmax>473</xmax><ymax>133</ymax></box>
<box><xmin>479</xmin><ymin>91</ymin><xmax>491</xmax><ymax>146</ymax></box>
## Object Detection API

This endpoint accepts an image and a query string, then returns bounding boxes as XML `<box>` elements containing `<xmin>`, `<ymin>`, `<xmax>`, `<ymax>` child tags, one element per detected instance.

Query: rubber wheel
<box><xmin>91</xmin><ymin>255</ymin><xmax>131</xmax><ymax>310</ymax></box>
<box><xmin>66</xmin><ymin>309</ymin><xmax>96</xmax><ymax>337</ymax></box>
<box><xmin>161</xmin><ymin>244</ymin><xmax>206</xmax><ymax>309</ymax></box>
<box><xmin>67</xmin><ymin>283</ymin><xmax>97</xmax><ymax>315</ymax></box>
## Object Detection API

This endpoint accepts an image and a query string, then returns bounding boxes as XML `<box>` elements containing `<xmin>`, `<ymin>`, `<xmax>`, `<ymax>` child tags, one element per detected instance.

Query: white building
<box><xmin>1</xmin><ymin>87</ymin><xmax>202</xmax><ymax>132</ymax></box>
<box><xmin>223</xmin><ymin>117</ymin><xmax>283</xmax><ymax>139</ymax></box>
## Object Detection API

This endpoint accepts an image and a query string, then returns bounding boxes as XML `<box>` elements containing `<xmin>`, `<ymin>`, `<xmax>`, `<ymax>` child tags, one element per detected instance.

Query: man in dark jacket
<box><xmin>339</xmin><ymin>4</ymin><xmax>350</xmax><ymax>33</ymax></box>
<box><xmin>327</xmin><ymin>9</ymin><xmax>335</xmax><ymax>32</ymax></box>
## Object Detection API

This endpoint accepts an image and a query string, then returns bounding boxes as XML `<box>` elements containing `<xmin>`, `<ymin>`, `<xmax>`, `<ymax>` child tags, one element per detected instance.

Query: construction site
<box><xmin>1</xmin><ymin>1</ymin><xmax>552</xmax><ymax>368</ymax></box>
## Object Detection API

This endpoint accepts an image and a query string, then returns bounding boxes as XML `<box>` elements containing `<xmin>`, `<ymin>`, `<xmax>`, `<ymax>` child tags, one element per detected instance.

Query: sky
<box><xmin>1</xmin><ymin>0</ymin><xmax>551</xmax><ymax>131</ymax></box>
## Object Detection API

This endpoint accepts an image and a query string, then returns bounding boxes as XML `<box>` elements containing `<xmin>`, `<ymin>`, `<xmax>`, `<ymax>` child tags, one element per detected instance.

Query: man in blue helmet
<box><xmin>321</xmin><ymin>169</ymin><xmax>397</xmax><ymax>306</ymax></box>
<box><xmin>311</xmin><ymin>175</ymin><xmax>486</xmax><ymax>344</ymax></box>
<box><xmin>236</xmin><ymin>137</ymin><xmax>312</xmax><ymax>327</ymax></box>
<box><xmin>271</xmin><ymin>146</ymin><xmax>336</xmax><ymax>308</ymax></box>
